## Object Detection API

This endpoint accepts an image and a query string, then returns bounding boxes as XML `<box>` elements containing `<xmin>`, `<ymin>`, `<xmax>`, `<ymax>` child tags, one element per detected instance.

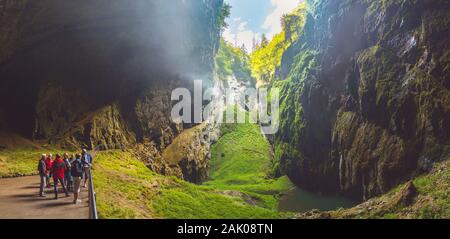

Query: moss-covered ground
<box><xmin>0</xmin><ymin>147</ymin><xmax>73</xmax><ymax>178</ymax></box>
<box><xmin>205</xmin><ymin>123</ymin><xmax>293</xmax><ymax>210</ymax></box>
<box><xmin>93</xmin><ymin>150</ymin><xmax>287</xmax><ymax>219</ymax></box>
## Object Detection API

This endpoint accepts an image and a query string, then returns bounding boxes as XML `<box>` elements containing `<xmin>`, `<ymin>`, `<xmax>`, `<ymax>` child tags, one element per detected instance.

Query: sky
<box><xmin>223</xmin><ymin>0</ymin><xmax>303</xmax><ymax>52</ymax></box>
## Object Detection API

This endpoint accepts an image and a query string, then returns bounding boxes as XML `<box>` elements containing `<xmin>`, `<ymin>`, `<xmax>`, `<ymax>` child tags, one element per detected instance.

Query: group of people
<box><xmin>37</xmin><ymin>149</ymin><xmax>93</xmax><ymax>204</ymax></box>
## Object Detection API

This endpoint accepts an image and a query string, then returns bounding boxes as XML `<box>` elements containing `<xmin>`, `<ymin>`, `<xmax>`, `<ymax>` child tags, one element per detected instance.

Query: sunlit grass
<box><xmin>205</xmin><ymin>122</ymin><xmax>293</xmax><ymax>210</ymax></box>
<box><xmin>93</xmin><ymin>150</ymin><xmax>285</xmax><ymax>219</ymax></box>
<box><xmin>0</xmin><ymin>147</ymin><xmax>73</xmax><ymax>177</ymax></box>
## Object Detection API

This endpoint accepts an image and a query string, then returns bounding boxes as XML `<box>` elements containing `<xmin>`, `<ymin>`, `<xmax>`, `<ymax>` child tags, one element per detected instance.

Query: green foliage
<box><xmin>215</xmin><ymin>38</ymin><xmax>254</xmax><ymax>85</ymax></box>
<box><xmin>281</xmin><ymin>3</ymin><xmax>308</xmax><ymax>42</ymax></box>
<box><xmin>217</xmin><ymin>3</ymin><xmax>232</xmax><ymax>31</ymax></box>
<box><xmin>260</xmin><ymin>34</ymin><xmax>269</xmax><ymax>48</ymax></box>
<box><xmin>250</xmin><ymin>32</ymin><xmax>287</xmax><ymax>84</ymax></box>
<box><xmin>250</xmin><ymin>3</ymin><xmax>307</xmax><ymax>85</ymax></box>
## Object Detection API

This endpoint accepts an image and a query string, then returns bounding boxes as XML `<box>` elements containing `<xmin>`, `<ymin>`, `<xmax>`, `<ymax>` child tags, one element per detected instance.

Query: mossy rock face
<box><xmin>274</xmin><ymin>0</ymin><xmax>450</xmax><ymax>200</ymax></box>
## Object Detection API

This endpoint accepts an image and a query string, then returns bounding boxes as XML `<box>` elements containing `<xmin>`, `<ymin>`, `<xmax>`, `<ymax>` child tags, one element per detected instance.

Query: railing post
<box><xmin>88</xmin><ymin>169</ymin><xmax>98</xmax><ymax>219</ymax></box>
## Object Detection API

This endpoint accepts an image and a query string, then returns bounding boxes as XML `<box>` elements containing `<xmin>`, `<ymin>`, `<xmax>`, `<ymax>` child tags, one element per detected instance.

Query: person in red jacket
<box><xmin>51</xmin><ymin>154</ymin><xmax>69</xmax><ymax>199</ymax></box>
<box><xmin>44</xmin><ymin>154</ymin><xmax>54</xmax><ymax>188</ymax></box>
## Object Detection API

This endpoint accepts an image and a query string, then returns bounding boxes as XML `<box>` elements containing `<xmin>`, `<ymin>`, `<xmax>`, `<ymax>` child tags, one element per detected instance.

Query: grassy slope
<box><xmin>0</xmin><ymin>147</ymin><xmax>72</xmax><ymax>178</ymax></box>
<box><xmin>369</xmin><ymin>159</ymin><xmax>450</xmax><ymax>219</ymax></box>
<box><xmin>205</xmin><ymin>123</ymin><xmax>293</xmax><ymax>210</ymax></box>
<box><xmin>0</xmin><ymin>149</ymin><xmax>40</xmax><ymax>177</ymax></box>
<box><xmin>411</xmin><ymin>160</ymin><xmax>450</xmax><ymax>219</ymax></box>
<box><xmin>93</xmin><ymin>122</ymin><xmax>292</xmax><ymax>218</ymax></box>
<box><xmin>93</xmin><ymin>150</ymin><xmax>284</xmax><ymax>219</ymax></box>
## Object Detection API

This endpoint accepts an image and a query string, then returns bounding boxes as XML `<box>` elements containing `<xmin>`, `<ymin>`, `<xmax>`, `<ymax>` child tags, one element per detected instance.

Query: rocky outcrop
<box><xmin>394</xmin><ymin>181</ymin><xmax>417</xmax><ymax>207</ymax></box>
<box><xmin>0</xmin><ymin>0</ymin><xmax>224</xmax><ymax>180</ymax></box>
<box><xmin>141</xmin><ymin>124</ymin><xmax>212</xmax><ymax>183</ymax></box>
<box><xmin>275</xmin><ymin>0</ymin><xmax>450</xmax><ymax>200</ymax></box>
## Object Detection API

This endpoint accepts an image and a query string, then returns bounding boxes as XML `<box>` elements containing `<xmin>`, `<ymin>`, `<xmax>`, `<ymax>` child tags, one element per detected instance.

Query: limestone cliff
<box><xmin>0</xmin><ymin>0</ymin><xmax>224</xmax><ymax>182</ymax></box>
<box><xmin>275</xmin><ymin>0</ymin><xmax>450</xmax><ymax>200</ymax></box>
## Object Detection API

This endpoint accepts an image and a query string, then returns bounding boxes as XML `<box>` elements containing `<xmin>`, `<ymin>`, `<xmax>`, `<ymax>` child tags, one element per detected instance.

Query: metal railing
<box><xmin>88</xmin><ymin>169</ymin><xmax>98</xmax><ymax>219</ymax></box>
<box><xmin>86</xmin><ymin>144</ymin><xmax>123</xmax><ymax>219</ymax></box>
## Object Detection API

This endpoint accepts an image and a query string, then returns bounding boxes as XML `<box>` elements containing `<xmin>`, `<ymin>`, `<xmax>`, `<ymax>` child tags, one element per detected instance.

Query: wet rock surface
<box><xmin>275</xmin><ymin>0</ymin><xmax>450</xmax><ymax>200</ymax></box>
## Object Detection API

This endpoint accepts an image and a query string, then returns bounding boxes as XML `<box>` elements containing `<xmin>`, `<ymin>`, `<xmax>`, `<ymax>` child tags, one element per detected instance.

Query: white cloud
<box><xmin>223</xmin><ymin>19</ymin><xmax>256</xmax><ymax>52</ymax></box>
<box><xmin>238</xmin><ymin>21</ymin><xmax>247</xmax><ymax>32</ymax></box>
<box><xmin>262</xmin><ymin>0</ymin><xmax>301</xmax><ymax>39</ymax></box>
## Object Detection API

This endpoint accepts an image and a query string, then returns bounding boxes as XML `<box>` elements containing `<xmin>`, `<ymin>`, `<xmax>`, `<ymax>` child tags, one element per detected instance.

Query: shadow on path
<box><xmin>0</xmin><ymin>176</ymin><xmax>89</xmax><ymax>219</ymax></box>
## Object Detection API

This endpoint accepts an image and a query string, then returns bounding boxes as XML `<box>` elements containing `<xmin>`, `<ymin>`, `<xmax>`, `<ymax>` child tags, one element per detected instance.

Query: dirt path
<box><xmin>0</xmin><ymin>176</ymin><xmax>89</xmax><ymax>219</ymax></box>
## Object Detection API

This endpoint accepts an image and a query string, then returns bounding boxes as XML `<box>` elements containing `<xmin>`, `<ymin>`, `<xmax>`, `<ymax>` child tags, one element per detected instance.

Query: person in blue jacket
<box><xmin>81</xmin><ymin>148</ymin><xmax>93</xmax><ymax>188</ymax></box>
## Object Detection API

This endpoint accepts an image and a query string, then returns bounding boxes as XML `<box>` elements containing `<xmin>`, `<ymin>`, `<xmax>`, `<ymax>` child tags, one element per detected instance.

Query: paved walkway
<box><xmin>0</xmin><ymin>176</ymin><xmax>89</xmax><ymax>219</ymax></box>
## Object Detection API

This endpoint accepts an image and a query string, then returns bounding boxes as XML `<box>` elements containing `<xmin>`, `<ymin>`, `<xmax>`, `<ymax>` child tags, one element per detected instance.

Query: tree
<box><xmin>215</xmin><ymin>38</ymin><xmax>254</xmax><ymax>85</ymax></box>
<box><xmin>250</xmin><ymin>2</ymin><xmax>308</xmax><ymax>85</ymax></box>
<box><xmin>252</xmin><ymin>35</ymin><xmax>257</xmax><ymax>52</ymax></box>
<box><xmin>260</xmin><ymin>34</ymin><xmax>269</xmax><ymax>48</ymax></box>
<box><xmin>218</xmin><ymin>3</ymin><xmax>232</xmax><ymax>32</ymax></box>
<box><xmin>250</xmin><ymin>32</ymin><xmax>286</xmax><ymax>84</ymax></box>
<box><xmin>240</xmin><ymin>44</ymin><xmax>248</xmax><ymax>55</ymax></box>
<box><xmin>281</xmin><ymin>3</ymin><xmax>307</xmax><ymax>42</ymax></box>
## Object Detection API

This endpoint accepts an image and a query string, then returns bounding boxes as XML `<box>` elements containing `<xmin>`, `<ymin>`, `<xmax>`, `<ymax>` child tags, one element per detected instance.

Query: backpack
<box><xmin>71</xmin><ymin>159</ymin><xmax>83</xmax><ymax>177</ymax></box>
